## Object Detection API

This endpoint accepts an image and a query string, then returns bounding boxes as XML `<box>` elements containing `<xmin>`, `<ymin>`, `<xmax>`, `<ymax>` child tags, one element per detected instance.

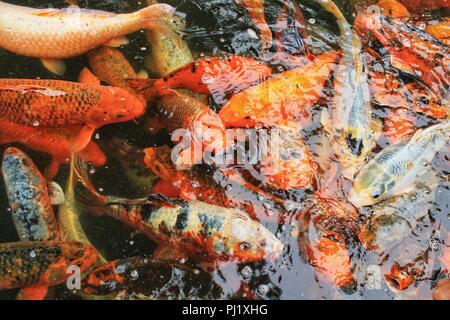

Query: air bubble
<box><xmin>29</xmin><ymin>250</ymin><xmax>36</xmax><ymax>258</ymax></box>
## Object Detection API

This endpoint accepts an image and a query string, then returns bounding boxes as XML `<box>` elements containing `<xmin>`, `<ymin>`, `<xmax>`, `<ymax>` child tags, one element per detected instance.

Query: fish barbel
<box><xmin>0</xmin><ymin>79</ymin><xmax>146</xmax><ymax>128</ymax></box>
<box><xmin>349</xmin><ymin>121</ymin><xmax>450</xmax><ymax>207</ymax></box>
<box><xmin>0</xmin><ymin>1</ymin><xmax>176</xmax><ymax>75</ymax></box>
<box><xmin>0</xmin><ymin>241</ymin><xmax>97</xmax><ymax>290</ymax></box>
<box><xmin>2</xmin><ymin>147</ymin><xmax>59</xmax><ymax>242</ymax></box>
<box><xmin>75</xmin><ymin>158</ymin><xmax>284</xmax><ymax>262</ymax></box>
<box><xmin>316</xmin><ymin>0</ymin><xmax>376</xmax><ymax>179</ymax></box>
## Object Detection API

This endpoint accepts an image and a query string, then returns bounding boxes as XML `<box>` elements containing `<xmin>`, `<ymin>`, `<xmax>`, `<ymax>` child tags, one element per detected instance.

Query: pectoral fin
<box><xmin>41</xmin><ymin>59</ymin><xmax>66</xmax><ymax>76</ymax></box>
<box><xmin>79</xmin><ymin>68</ymin><xmax>100</xmax><ymax>84</ymax></box>
<box><xmin>72</xmin><ymin>125</ymin><xmax>96</xmax><ymax>153</ymax></box>
<box><xmin>48</xmin><ymin>181</ymin><xmax>66</xmax><ymax>205</ymax></box>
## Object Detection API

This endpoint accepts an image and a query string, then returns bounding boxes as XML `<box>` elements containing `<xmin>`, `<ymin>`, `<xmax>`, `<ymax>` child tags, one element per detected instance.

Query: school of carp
<box><xmin>0</xmin><ymin>0</ymin><xmax>449</xmax><ymax>300</ymax></box>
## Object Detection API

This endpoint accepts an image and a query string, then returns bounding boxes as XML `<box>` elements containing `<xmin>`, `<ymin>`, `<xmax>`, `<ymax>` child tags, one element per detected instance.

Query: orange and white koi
<box><xmin>0</xmin><ymin>1</ymin><xmax>176</xmax><ymax>75</ymax></box>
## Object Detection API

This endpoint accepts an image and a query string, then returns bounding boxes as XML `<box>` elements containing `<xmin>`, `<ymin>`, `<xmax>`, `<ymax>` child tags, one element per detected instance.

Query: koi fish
<box><xmin>239</xmin><ymin>0</ymin><xmax>272</xmax><ymax>51</ymax></box>
<box><xmin>219</xmin><ymin>50</ymin><xmax>339</xmax><ymax>127</ymax></box>
<box><xmin>377</xmin><ymin>0</ymin><xmax>411</xmax><ymax>20</ymax></box>
<box><xmin>2</xmin><ymin>147</ymin><xmax>61</xmax><ymax>300</ymax></box>
<box><xmin>144</xmin><ymin>0</ymin><xmax>193</xmax><ymax>78</ymax></box>
<box><xmin>58</xmin><ymin>156</ymin><xmax>108</xmax><ymax>265</ymax></box>
<box><xmin>433</xmin><ymin>279</ymin><xmax>450</xmax><ymax>300</ymax></box>
<box><xmin>0</xmin><ymin>241</ymin><xmax>97</xmax><ymax>290</ymax></box>
<box><xmin>82</xmin><ymin>256</ymin><xmax>223</xmax><ymax>299</ymax></box>
<box><xmin>358</xmin><ymin>170</ymin><xmax>439</xmax><ymax>252</ymax></box>
<box><xmin>427</xmin><ymin>19</ymin><xmax>450</xmax><ymax>46</ymax></box>
<box><xmin>397</xmin><ymin>0</ymin><xmax>450</xmax><ymax>13</ymax></box>
<box><xmin>74</xmin><ymin>158</ymin><xmax>284</xmax><ymax>263</ymax></box>
<box><xmin>129</xmin><ymin>54</ymin><xmax>272</xmax><ymax>105</ymax></box>
<box><xmin>317</xmin><ymin>0</ymin><xmax>377</xmax><ymax>179</ymax></box>
<box><xmin>349</xmin><ymin>121</ymin><xmax>450</xmax><ymax>207</ymax></box>
<box><xmin>0</xmin><ymin>79</ymin><xmax>146</xmax><ymax>129</ymax></box>
<box><xmin>0</xmin><ymin>119</ymin><xmax>106</xmax><ymax>179</ymax></box>
<box><xmin>87</xmin><ymin>47</ymin><xmax>141</xmax><ymax>93</ymax></box>
<box><xmin>149</xmin><ymin>90</ymin><xmax>227</xmax><ymax>167</ymax></box>
<box><xmin>356</xmin><ymin>13</ymin><xmax>450</xmax><ymax>97</ymax></box>
<box><xmin>0</xmin><ymin>1</ymin><xmax>176</xmax><ymax>75</ymax></box>
<box><xmin>366</xmin><ymin>49</ymin><xmax>448</xmax><ymax>119</ymax></box>
<box><xmin>143</xmin><ymin>146</ymin><xmax>289</xmax><ymax>222</ymax></box>
<box><xmin>2</xmin><ymin>147</ymin><xmax>59</xmax><ymax>242</ymax></box>
<box><xmin>248</xmin><ymin>122</ymin><xmax>315</xmax><ymax>190</ymax></box>
<box><xmin>298</xmin><ymin>216</ymin><xmax>356</xmax><ymax>290</ymax></box>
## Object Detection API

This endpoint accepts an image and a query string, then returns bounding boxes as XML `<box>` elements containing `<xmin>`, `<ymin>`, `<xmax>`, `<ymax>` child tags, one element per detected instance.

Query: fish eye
<box><xmin>259</xmin><ymin>240</ymin><xmax>267</xmax><ymax>247</ymax></box>
<box><xmin>240</xmin><ymin>242</ymin><xmax>251</xmax><ymax>251</ymax></box>
<box><xmin>372</xmin><ymin>185</ymin><xmax>385</xmax><ymax>199</ymax></box>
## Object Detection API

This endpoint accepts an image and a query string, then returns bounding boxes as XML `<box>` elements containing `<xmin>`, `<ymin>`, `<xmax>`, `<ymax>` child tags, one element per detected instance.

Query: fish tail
<box><xmin>73</xmin><ymin>156</ymin><xmax>110</xmax><ymax>216</ymax></box>
<box><xmin>137</xmin><ymin>3</ymin><xmax>176</xmax><ymax>30</ymax></box>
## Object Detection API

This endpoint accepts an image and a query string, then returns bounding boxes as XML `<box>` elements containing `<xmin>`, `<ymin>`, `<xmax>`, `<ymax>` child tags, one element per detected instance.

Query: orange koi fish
<box><xmin>397</xmin><ymin>0</ymin><xmax>450</xmax><ymax>13</ymax></box>
<box><xmin>427</xmin><ymin>19</ymin><xmax>450</xmax><ymax>46</ymax></box>
<box><xmin>298</xmin><ymin>198</ymin><xmax>359</xmax><ymax>289</ymax></box>
<box><xmin>219</xmin><ymin>50</ymin><xmax>340</xmax><ymax>127</ymax></box>
<box><xmin>87</xmin><ymin>47</ymin><xmax>141</xmax><ymax>93</ymax></box>
<box><xmin>246</xmin><ymin>122</ymin><xmax>315</xmax><ymax>190</ymax></box>
<box><xmin>0</xmin><ymin>79</ymin><xmax>146</xmax><ymax>129</ymax></box>
<box><xmin>433</xmin><ymin>279</ymin><xmax>450</xmax><ymax>300</ymax></box>
<box><xmin>377</xmin><ymin>0</ymin><xmax>411</xmax><ymax>19</ymax></box>
<box><xmin>366</xmin><ymin>49</ymin><xmax>447</xmax><ymax>119</ymax></box>
<box><xmin>239</xmin><ymin>0</ymin><xmax>272</xmax><ymax>50</ymax></box>
<box><xmin>0</xmin><ymin>241</ymin><xmax>98</xmax><ymax>290</ymax></box>
<box><xmin>0</xmin><ymin>119</ymin><xmax>106</xmax><ymax>179</ymax></box>
<box><xmin>356</xmin><ymin>13</ymin><xmax>450</xmax><ymax>97</ymax></box>
<box><xmin>129</xmin><ymin>54</ymin><xmax>272</xmax><ymax>105</ymax></box>
<box><xmin>0</xmin><ymin>1</ymin><xmax>176</xmax><ymax>75</ymax></box>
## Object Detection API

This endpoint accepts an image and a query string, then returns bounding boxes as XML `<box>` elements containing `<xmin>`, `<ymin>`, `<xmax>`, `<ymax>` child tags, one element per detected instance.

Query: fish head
<box><xmin>348</xmin><ymin>164</ymin><xmax>394</xmax><ymax>207</ymax></box>
<box><xmin>88</xmin><ymin>86</ymin><xmax>146</xmax><ymax>127</ymax></box>
<box><xmin>225</xmin><ymin>210</ymin><xmax>284</xmax><ymax>262</ymax></box>
<box><xmin>2</xmin><ymin>147</ymin><xmax>32</xmax><ymax>171</ymax></box>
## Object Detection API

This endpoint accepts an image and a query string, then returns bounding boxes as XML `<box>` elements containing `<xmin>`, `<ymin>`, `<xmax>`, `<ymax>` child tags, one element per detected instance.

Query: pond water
<box><xmin>0</xmin><ymin>0</ymin><xmax>448</xmax><ymax>300</ymax></box>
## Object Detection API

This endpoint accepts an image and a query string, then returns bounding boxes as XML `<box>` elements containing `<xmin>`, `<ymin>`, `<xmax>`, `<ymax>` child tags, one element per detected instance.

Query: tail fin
<box><xmin>73</xmin><ymin>156</ymin><xmax>110</xmax><ymax>216</ymax></box>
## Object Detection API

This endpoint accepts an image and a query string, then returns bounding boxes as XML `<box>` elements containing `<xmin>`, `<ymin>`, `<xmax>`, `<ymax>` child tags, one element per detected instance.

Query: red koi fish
<box><xmin>128</xmin><ymin>55</ymin><xmax>272</xmax><ymax>105</ymax></box>
<box><xmin>356</xmin><ymin>13</ymin><xmax>450</xmax><ymax>97</ymax></box>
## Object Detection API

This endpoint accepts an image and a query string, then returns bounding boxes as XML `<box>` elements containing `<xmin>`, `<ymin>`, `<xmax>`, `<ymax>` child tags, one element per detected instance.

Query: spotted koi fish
<box><xmin>0</xmin><ymin>241</ymin><xmax>97</xmax><ymax>290</ymax></box>
<box><xmin>74</xmin><ymin>158</ymin><xmax>284</xmax><ymax>263</ymax></box>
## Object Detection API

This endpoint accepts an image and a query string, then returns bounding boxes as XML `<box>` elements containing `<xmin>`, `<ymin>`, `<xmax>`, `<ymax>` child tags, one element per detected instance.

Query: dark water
<box><xmin>0</xmin><ymin>0</ymin><xmax>449</xmax><ymax>300</ymax></box>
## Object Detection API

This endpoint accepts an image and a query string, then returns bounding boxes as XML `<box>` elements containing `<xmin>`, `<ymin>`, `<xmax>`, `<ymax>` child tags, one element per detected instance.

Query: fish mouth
<box><xmin>348</xmin><ymin>189</ymin><xmax>373</xmax><ymax>208</ymax></box>
<box><xmin>264</xmin><ymin>240</ymin><xmax>284</xmax><ymax>260</ymax></box>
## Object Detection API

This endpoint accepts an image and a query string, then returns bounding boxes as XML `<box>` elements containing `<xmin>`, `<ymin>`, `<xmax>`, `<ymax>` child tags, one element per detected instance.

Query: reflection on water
<box><xmin>0</xmin><ymin>0</ymin><xmax>449</xmax><ymax>300</ymax></box>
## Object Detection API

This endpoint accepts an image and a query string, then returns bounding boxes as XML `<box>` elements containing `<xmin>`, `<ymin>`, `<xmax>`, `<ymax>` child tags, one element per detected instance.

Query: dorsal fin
<box><xmin>33</xmin><ymin>6</ymin><xmax>116</xmax><ymax>19</ymax></box>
